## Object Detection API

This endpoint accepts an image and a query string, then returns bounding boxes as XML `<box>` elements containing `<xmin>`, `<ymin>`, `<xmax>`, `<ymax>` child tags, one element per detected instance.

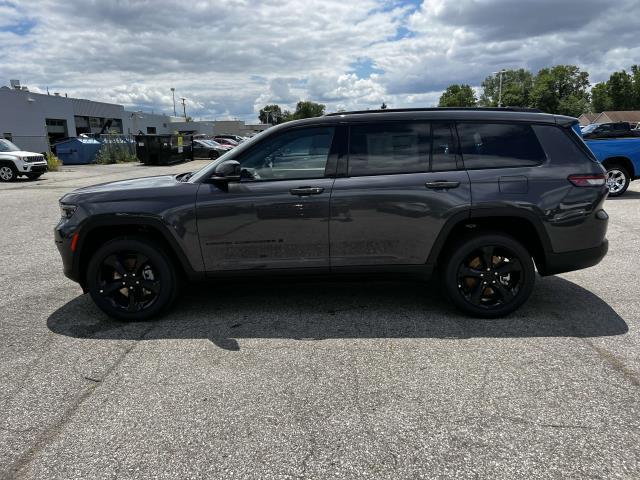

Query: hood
<box><xmin>74</xmin><ymin>174</ymin><xmax>180</xmax><ymax>194</ymax></box>
<box><xmin>62</xmin><ymin>174</ymin><xmax>183</xmax><ymax>204</ymax></box>
<box><xmin>1</xmin><ymin>151</ymin><xmax>44</xmax><ymax>158</ymax></box>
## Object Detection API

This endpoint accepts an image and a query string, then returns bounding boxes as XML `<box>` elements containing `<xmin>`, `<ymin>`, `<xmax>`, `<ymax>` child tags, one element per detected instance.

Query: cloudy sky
<box><xmin>1</xmin><ymin>0</ymin><xmax>639</xmax><ymax>121</ymax></box>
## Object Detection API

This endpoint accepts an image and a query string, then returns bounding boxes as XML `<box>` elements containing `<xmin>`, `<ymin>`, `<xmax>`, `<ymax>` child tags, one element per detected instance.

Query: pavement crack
<box><xmin>3</xmin><ymin>323</ymin><xmax>157</xmax><ymax>480</ymax></box>
<box><xmin>582</xmin><ymin>338</ymin><xmax>640</xmax><ymax>387</ymax></box>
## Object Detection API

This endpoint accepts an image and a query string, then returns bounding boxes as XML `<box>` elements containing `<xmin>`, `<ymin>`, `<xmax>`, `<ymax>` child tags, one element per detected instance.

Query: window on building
<box><xmin>147</xmin><ymin>127</ymin><xmax>157</xmax><ymax>134</ymax></box>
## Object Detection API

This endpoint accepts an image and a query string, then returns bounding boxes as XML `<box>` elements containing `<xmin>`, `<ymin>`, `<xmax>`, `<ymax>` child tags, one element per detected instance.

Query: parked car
<box><xmin>213</xmin><ymin>137</ymin><xmax>239</xmax><ymax>147</ymax></box>
<box><xmin>581</xmin><ymin>122</ymin><xmax>640</xmax><ymax>139</ymax></box>
<box><xmin>0</xmin><ymin>139</ymin><xmax>48</xmax><ymax>181</ymax></box>
<box><xmin>583</xmin><ymin>136</ymin><xmax>640</xmax><ymax>196</ymax></box>
<box><xmin>215</xmin><ymin>134</ymin><xmax>246</xmax><ymax>143</ymax></box>
<box><xmin>192</xmin><ymin>139</ymin><xmax>228</xmax><ymax>159</ymax></box>
<box><xmin>55</xmin><ymin>108</ymin><xmax>609</xmax><ymax>321</ymax></box>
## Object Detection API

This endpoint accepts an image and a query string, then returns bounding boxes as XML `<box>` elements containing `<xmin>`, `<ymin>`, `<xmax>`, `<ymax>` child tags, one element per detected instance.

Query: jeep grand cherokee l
<box><xmin>55</xmin><ymin>108</ymin><xmax>609</xmax><ymax>320</ymax></box>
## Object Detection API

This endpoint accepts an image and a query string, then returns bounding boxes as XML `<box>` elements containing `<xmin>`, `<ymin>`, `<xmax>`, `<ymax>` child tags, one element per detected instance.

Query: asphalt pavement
<box><xmin>1</xmin><ymin>162</ymin><xmax>639</xmax><ymax>479</ymax></box>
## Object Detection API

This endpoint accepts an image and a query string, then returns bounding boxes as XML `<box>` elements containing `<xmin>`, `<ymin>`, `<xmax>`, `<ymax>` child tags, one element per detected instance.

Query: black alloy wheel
<box><xmin>442</xmin><ymin>233</ymin><xmax>535</xmax><ymax>318</ymax></box>
<box><xmin>87</xmin><ymin>238</ymin><xmax>178</xmax><ymax>321</ymax></box>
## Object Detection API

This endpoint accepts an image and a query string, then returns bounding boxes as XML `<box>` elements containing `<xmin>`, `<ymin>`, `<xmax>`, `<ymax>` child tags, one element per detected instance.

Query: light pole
<box><xmin>180</xmin><ymin>97</ymin><xmax>187</xmax><ymax>120</ymax></box>
<box><xmin>170</xmin><ymin>88</ymin><xmax>176</xmax><ymax>116</ymax></box>
<box><xmin>493</xmin><ymin>69</ymin><xmax>507</xmax><ymax>107</ymax></box>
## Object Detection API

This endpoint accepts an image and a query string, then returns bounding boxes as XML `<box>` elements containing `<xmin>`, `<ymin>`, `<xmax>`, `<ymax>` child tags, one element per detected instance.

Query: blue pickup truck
<box><xmin>584</xmin><ymin>138</ymin><xmax>640</xmax><ymax>196</ymax></box>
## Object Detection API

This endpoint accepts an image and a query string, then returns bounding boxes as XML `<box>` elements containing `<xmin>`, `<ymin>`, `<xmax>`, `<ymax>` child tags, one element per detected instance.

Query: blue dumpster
<box><xmin>53</xmin><ymin>138</ymin><xmax>101</xmax><ymax>165</ymax></box>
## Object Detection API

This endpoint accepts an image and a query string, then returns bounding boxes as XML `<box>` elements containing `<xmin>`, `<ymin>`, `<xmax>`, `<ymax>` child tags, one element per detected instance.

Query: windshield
<box><xmin>581</xmin><ymin>124</ymin><xmax>598</xmax><ymax>134</ymax></box>
<box><xmin>0</xmin><ymin>139</ymin><xmax>20</xmax><ymax>152</ymax></box>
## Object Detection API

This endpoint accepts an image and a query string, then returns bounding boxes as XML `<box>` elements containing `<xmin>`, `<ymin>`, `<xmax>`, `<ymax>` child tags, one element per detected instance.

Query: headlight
<box><xmin>60</xmin><ymin>204</ymin><xmax>77</xmax><ymax>220</ymax></box>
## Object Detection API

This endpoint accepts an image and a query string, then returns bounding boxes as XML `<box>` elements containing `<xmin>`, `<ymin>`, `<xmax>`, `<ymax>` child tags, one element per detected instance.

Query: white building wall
<box><xmin>0</xmin><ymin>87</ymin><xmax>76</xmax><ymax>153</ymax></box>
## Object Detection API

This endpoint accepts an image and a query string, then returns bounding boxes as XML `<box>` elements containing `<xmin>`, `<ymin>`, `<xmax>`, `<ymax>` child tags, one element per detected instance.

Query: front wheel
<box><xmin>0</xmin><ymin>164</ymin><xmax>17</xmax><ymax>182</ymax></box>
<box><xmin>441</xmin><ymin>233</ymin><xmax>535</xmax><ymax>318</ymax></box>
<box><xmin>86</xmin><ymin>237</ymin><xmax>179</xmax><ymax>321</ymax></box>
<box><xmin>605</xmin><ymin>165</ymin><xmax>630</xmax><ymax>197</ymax></box>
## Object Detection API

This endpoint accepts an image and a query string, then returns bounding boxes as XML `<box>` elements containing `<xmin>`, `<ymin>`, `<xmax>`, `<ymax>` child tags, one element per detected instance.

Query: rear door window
<box><xmin>348</xmin><ymin>123</ymin><xmax>429</xmax><ymax>176</ymax></box>
<box><xmin>457</xmin><ymin>123</ymin><xmax>546</xmax><ymax>169</ymax></box>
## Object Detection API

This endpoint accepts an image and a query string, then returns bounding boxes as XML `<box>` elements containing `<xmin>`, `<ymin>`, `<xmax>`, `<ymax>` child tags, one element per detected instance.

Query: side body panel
<box><xmin>330</xmin><ymin>172</ymin><xmax>471</xmax><ymax>266</ymax></box>
<box><xmin>585</xmin><ymin>138</ymin><xmax>640</xmax><ymax>178</ymax></box>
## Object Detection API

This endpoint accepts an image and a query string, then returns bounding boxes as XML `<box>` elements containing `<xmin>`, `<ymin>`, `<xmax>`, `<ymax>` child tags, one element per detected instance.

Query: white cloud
<box><xmin>1</xmin><ymin>0</ymin><xmax>639</xmax><ymax>121</ymax></box>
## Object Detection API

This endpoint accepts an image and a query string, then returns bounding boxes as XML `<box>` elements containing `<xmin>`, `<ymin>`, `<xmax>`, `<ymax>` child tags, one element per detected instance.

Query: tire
<box><xmin>86</xmin><ymin>237</ymin><xmax>179</xmax><ymax>321</ymax></box>
<box><xmin>27</xmin><ymin>173</ymin><xmax>43</xmax><ymax>180</ymax></box>
<box><xmin>441</xmin><ymin>233</ymin><xmax>535</xmax><ymax>318</ymax></box>
<box><xmin>0</xmin><ymin>163</ymin><xmax>17</xmax><ymax>182</ymax></box>
<box><xmin>209</xmin><ymin>150</ymin><xmax>220</xmax><ymax>160</ymax></box>
<box><xmin>605</xmin><ymin>164</ymin><xmax>630</xmax><ymax>197</ymax></box>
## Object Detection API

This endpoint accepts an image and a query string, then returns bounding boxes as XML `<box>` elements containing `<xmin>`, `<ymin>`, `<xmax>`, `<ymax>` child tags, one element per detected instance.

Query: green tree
<box><xmin>259</xmin><ymin>104</ymin><xmax>284</xmax><ymax>124</ymax></box>
<box><xmin>632</xmin><ymin>65</ymin><xmax>640</xmax><ymax>108</ymax></box>
<box><xmin>607</xmin><ymin>70</ymin><xmax>635</xmax><ymax>110</ymax></box>
<box><xmin>438</xmin><ymin>84</ymin><xmax>477</xmax><ymax>107</ymax></box>
<box><xmin>291</xmin><ymin>100</ymin><xmax>326</xmax><ymax>119</ymax></box>
<box><xmin>530</xmin><ymin>65</ymin><xmax>590</xmax><ymax>116</ymax></box>
<box><xmin>590</xmin><ymin>82</ymin><xmax>612</xmax><ymax>112</ymax></box>
<box><xmin>479</xmin><ymin>69</ymin><xmax>534</xmax><ymax>107</ymax></box>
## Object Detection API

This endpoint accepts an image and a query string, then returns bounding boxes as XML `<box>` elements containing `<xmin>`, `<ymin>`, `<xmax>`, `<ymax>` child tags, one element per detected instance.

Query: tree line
<box><xmin>438</xmin><ymin>64</ymin><xmax>640</xmax><ymax>116</ymax></box>
<box><xmin>259</xmin><ymin>101</ymin><xmax>326</xmax><ymax>125</ymax></box>
<box><xmin>258</xmin><ymin>65</ymin><xmax>640</xmax><ymax>123</ymax></box>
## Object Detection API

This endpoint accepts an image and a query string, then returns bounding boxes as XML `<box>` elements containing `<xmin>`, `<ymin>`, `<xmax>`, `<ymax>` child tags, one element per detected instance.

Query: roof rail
<box><xmin>325</xmin><ymin>107</ymin><xmax>543</xmax><ymax>116</ymax></box>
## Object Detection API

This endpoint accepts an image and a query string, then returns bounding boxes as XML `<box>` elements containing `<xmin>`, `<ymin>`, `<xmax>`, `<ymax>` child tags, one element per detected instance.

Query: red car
<box><xmin>213</xmin><ymin>137</ymin><xmax>239</xmax><ymax>147</ymax></box>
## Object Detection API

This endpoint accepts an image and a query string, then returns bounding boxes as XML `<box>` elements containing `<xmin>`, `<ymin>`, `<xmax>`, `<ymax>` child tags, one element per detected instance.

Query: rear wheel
<box><xmin>441</xmin><ymin>233</ymin><xmax>535</xmax><ymax>318</ymax></box>
<box><xmin>0</xmin><ymin>164</ymin><xmax>17</xmax><ymax>182</ymax></box>
<box><xmin>86</xmin><ymin>237</ymin><xmax>179</xmax><ymax>321</ymax></box>
<box><xmin>209</xmin><ymin>150</ymin><xmax>220</xmax><ymax>160</ymax></box>
<box><xmin>605</xmin><ymin>164</ymin><xmax>630</xmax><ymax>197</ymax></box>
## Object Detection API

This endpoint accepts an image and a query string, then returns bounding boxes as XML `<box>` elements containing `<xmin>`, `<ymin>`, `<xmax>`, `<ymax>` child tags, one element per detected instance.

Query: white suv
<box><xmin>0</xmin><ymin>139</ymin><xmax>48</xmax><ymax>182</ymax></box>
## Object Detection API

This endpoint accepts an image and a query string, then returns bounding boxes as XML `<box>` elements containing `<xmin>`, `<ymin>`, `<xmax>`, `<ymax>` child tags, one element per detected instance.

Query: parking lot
<box><xmin>1</xmin><ymin>161</ymin><xmax>639</xmax><ymax>479</ymax></box>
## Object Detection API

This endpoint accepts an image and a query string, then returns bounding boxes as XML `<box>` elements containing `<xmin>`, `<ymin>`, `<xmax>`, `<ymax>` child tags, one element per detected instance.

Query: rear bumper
<box><xmin>539</xmin><ymin>239</ymin><xmax>608</xmax><ymax>276</ymax></box>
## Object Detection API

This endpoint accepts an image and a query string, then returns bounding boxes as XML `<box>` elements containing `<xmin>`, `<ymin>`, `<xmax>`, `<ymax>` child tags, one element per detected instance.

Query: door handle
<box><xmin>425</xmin><ymin>180</ymin><xmax>460</xmax><ymax>190</ymax></box>
<box><xmin>289</xmin><ymin>186</ymin><xmax>325</xmax><ymax>196</ymax></box>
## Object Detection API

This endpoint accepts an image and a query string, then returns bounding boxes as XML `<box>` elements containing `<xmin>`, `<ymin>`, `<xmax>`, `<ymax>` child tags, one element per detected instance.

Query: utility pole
<box><xmin>180</xmin><ymin>97</ymin><xmax>187</xmax><ymax>120</ymax></box>
<box><xmin>170</xmin><ymin>88</ymin><xmax>176</xmax><ymax>116</ymax></box>
<box><xmin>493</xmin><ymin>69</ymin><xmax>507</xmax><ymax>107</ymax></box>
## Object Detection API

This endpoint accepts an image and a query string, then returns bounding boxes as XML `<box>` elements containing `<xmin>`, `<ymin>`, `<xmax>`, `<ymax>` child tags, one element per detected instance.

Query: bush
<box><xmin>95</xmin><ymin>144</ymin><xmax>138</xmax><ymax>164</ymax></box>
<box><xmin>46</xmin><ymin>152</ymin><xmax>61</xmax><ymax>171</ymax></box>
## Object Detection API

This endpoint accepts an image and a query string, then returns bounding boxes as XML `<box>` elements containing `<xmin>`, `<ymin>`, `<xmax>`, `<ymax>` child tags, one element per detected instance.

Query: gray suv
<box><xmin>55</xmin><ymin>108</ymin><xmax>609</xmax><ymax>320</ymax></box>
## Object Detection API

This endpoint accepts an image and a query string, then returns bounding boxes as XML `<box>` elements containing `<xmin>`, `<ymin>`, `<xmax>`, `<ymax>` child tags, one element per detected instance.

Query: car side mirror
<box><xmin>211</xmin><ymin>160</ymin><xmax>241</xmax><ymax>182</ymax></box>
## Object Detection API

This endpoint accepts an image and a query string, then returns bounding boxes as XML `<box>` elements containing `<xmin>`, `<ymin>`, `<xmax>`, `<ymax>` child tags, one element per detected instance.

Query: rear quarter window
<box><xmin>457</xmin><ymin>122</ymin><xmax>545</xmax><ymax>169</ymax></box>
<box><xmin>532</xmin><ymin>124</ymin><xmax>596</xmax><ymax>164</ymax></box>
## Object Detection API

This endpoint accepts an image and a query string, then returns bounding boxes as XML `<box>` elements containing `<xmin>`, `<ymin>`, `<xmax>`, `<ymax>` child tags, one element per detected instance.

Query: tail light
<box><xmin>568</xmin><ymin>174</ymin><xmax>606</xmax><ymax>187</ymax></box>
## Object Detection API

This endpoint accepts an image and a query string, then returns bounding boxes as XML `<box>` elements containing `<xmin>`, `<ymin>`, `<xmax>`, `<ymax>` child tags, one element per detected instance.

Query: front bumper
<box><xmin>539</xmin><ymin>239</ymin><xmax>609</xmax><ymax>276</ymax></box>
<box><xmin>20</xmin><ymin>162</ymin><xmax>48</xmax><ymax>174</ymax></box>
<box><xmin>54</xmin><ymin>223</ymin><xmax>78</xmax><ymax>282</ymax></box>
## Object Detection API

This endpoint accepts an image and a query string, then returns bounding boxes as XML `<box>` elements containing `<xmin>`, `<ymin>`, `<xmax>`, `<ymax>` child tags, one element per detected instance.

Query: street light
<box><xmin>492</xmin><ymin>69</ymin><xmax>507</xmax><ymax>107</ymax></box>
<box><xmin>170</xmin><ymin>88</ymin><xmax>176</xmax><ymax>116</ymax></box>
<box><xmin>180</xmin><ymin>97</ymin><xmax>187</xmax><ymax>120</ymax></box>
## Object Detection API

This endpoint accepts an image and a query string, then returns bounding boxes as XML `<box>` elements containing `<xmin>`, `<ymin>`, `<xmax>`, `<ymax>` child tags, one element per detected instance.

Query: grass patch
<box><xmin>46</xmin><ymin>152</ymin><xmax>61</xmax><ymax>171</ymax></box>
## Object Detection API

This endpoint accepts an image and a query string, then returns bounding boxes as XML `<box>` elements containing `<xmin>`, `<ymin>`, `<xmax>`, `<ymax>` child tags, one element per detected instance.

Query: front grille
<box><xmin>24</xmin><ymin>155</ymin><xmax>44</xmax><ymax>163</ymax></box>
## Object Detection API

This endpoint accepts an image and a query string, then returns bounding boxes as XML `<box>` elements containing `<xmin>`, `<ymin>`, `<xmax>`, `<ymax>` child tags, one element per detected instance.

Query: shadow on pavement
<box><xmin>48</xmin><ymin>275</ymin><xmax>628</xmax><ymax>351</ymax></box>
<box><xmin>608</xmin><ymin>190</ymin><xmax>640</xmax><ymax>200</ymax></box>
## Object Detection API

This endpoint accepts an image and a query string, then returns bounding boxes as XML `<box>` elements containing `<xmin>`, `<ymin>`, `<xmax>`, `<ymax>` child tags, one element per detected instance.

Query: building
<box><xmin>0</xmin><ymin>86</ymin><xmax>129</xmax><ymax>153</ymax></box>
<box><xmin>0</xmin><ymin>81</ymin><xmax>270</xmax><ymax>153</ymax></box>
<box><xmin>578</xmin><ymin>111</ymin><xmax>640</xmax><ymax>127</ymax></box>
